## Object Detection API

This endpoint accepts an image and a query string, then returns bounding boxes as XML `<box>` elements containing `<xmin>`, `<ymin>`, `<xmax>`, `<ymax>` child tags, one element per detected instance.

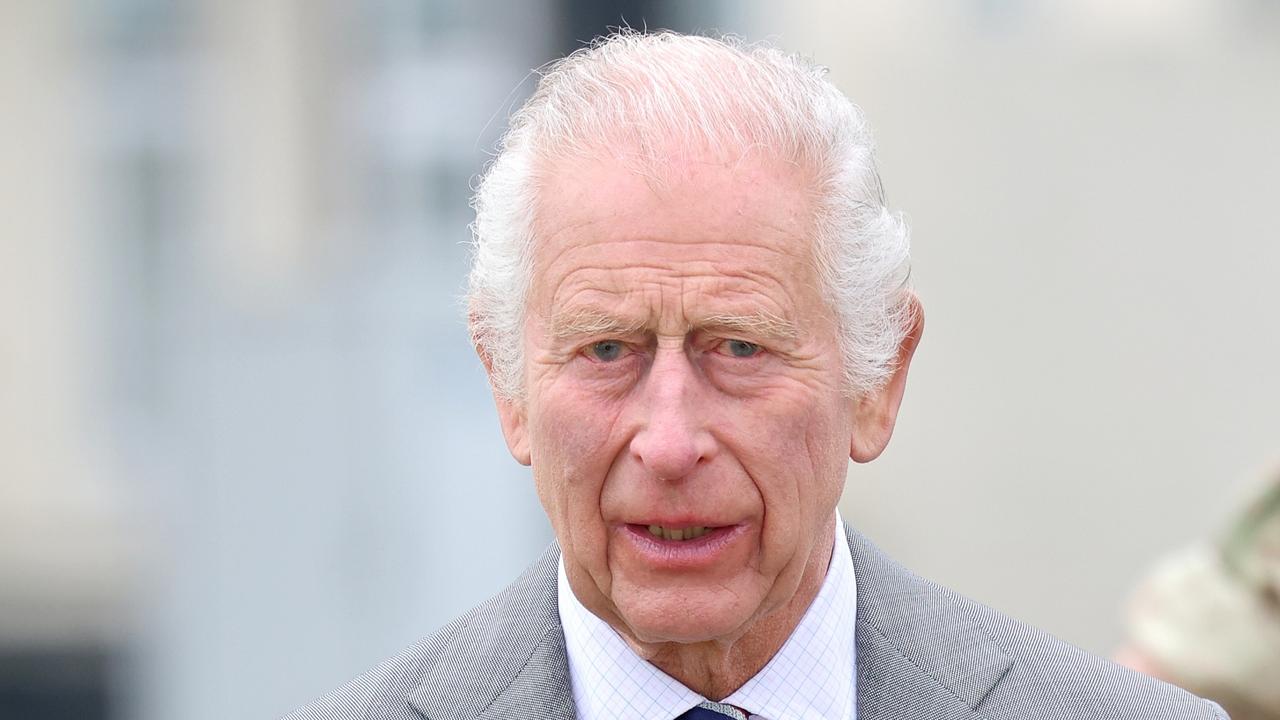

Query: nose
<box><xmin>629</xmin><ymin>347</ymin><xmax>716</xmax><ymax>481</ymax></box>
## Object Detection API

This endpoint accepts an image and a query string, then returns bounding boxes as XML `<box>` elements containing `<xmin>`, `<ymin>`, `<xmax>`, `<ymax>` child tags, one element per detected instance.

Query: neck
<box><xmin>628</xmin><ymin>520</ymin><xmax>837</xmax><ymax>701</ymax></box>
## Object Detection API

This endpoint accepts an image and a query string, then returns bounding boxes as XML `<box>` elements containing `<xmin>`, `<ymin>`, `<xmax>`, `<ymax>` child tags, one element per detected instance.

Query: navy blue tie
<box><xmin>677</xmin><ymin>702</ymin><xmax>748</xmax><ymax>719</ymax></box>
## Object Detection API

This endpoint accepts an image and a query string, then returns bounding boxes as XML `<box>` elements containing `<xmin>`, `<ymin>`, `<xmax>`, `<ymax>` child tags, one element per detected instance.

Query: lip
<box><xmin>617</xmin><ymin>522</ymin><xmax>748</xmax><ymax>570</ymax></box>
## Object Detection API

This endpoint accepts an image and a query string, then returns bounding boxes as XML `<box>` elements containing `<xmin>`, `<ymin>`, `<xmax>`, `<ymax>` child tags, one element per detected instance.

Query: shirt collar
<box><xmin>558</xmin><ymin>513</ymin><xmax>858</xmax><ymax>720</ymax></box>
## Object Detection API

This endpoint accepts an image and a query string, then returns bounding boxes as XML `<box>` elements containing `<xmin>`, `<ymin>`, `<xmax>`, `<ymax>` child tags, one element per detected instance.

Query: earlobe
<box><xmin>495</xmin><ymin>397</ymin><xmax>532</xmax><ymax>466</ymax></box>
<box><xmin>850</xmin><ymin>296</ymin><xmax>924</xmax><ymax>463</ymax></box>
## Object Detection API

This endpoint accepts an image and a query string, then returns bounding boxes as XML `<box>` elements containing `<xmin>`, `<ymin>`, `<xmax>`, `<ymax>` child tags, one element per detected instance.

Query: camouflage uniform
<box><xmin>1122</xmin><ymin>464</ymin><xmax>1280</xmax><ymax>720</ymax></box>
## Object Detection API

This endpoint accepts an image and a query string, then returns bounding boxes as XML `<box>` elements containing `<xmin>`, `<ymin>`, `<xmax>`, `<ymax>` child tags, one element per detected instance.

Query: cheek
<box><xmin>721</xmin><ymin>393</ymin><xmax>849</xmax><ymax>548</ymax></box>
<box><xmin>800</xmin><ymin>399</ymin><xmax>854</xmax><ymax>488</ymax></box>
<box><xmin>729</xmin><ymin>390</ymin><xmax>847</xmax><ymax>480</ymax></box>
<box><xmin>528</xmin><ymin>384</ymin><xmax>628</xmax><ymax>536</ymax></box>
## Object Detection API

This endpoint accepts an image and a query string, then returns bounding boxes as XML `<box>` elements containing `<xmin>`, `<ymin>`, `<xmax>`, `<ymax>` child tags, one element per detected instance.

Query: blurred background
<box><xmin>1</xmin><ymin>0</ymin><xmax>1277</xmax><ymax>718</ymax></box>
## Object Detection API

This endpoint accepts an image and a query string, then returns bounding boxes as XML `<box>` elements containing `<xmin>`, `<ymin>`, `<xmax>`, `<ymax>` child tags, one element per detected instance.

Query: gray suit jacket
<box><xmin>286</xmin><ymin>525</ymin><xmax>1228</xmax><ymax>719</ymax></box>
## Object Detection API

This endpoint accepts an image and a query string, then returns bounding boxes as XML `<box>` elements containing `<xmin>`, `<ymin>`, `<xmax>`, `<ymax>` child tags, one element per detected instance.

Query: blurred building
<box><xmin>0</xmin><ymin>1</ymin><xmax>1276</xmax><ymax>719</ymax></box>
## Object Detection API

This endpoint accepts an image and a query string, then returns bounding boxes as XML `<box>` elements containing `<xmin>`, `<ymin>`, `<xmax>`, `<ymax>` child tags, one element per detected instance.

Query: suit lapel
<box><xmin>847</xmin><ymin>525</ymin><xmax>1012</xmax><ymax>720</ymax></box>
<box><xmin>473</xmin><ymin>626</ymin><xmax>575</xmax><ymax>720</ymax></box>
<box><xmin>406</xmin><ymin>544</ymin><xmax>576</xmax><ymax>720</ymax></box>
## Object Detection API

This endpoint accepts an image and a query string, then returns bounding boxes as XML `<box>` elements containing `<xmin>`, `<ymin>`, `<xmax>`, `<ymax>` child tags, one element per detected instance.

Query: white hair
<box><xmin>469</xmin><ymin>31</ymin><xmax>916</xmax><ymax>401</ymax></box>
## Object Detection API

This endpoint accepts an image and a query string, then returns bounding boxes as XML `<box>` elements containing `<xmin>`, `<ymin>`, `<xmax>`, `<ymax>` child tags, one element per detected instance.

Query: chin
<box><xmin>615</xmin><ymin>587</ymin><xmax>757</xmax><ymax>646</ymax></box>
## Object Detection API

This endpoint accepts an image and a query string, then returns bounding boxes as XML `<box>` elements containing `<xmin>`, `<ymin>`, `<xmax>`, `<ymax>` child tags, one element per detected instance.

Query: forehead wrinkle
<box><xmin>547</xmin><ymin>238</ymin><xmax>797</xmax><ymax>268</ymax></box>
<box><xmin>546</xmin><ymin>247</ymin><xmax>802</xmax><ymax>294</ymax></box>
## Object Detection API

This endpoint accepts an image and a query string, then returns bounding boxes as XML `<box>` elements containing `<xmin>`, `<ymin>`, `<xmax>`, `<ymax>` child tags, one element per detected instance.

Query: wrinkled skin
<box><xmin>485</xmin><ymin>148</ymin><xmax>922</xmax><ymax>699</ymax></box>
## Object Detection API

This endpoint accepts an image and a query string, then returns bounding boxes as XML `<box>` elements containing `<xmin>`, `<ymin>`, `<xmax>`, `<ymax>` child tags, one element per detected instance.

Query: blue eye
<box><xmin>589</xmin><ymin>340</ymin><xmax>625</xmax><ymax>362</ymax></box>
<box><xmin>724</xmin><ymin>339</ymin><xmax>761</xmax><ymax>358</ymax></box>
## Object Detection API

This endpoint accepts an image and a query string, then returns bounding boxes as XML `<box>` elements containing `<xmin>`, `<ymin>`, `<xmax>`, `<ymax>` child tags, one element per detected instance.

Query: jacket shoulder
<box><xmin>845</xmin><ymin>525</ymin><xmax>1228</xmax><ymax>719</ymax></box>
<box><xmin>281</xmin><ymin>629</ymin><xmax>463</xmax><ymax>720</ymax></box>
<box><xmin>973</xmin><ymin>601</ymin><xmax>1229</xmax><ymax>719</ymax></box>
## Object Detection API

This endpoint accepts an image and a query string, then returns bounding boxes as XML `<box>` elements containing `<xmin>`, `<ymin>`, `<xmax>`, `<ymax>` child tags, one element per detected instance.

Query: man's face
<box><xmin>497</xmin><ymin>149</ymin><xmax>874</xmax><ymax>647</ymax></box>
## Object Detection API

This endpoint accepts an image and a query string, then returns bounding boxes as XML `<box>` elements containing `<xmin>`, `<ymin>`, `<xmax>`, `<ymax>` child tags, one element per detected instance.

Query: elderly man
<box><xmin>288</xmin><ymin>32</ymin><xmax>1226</xmax><ymax>720</ymax></box>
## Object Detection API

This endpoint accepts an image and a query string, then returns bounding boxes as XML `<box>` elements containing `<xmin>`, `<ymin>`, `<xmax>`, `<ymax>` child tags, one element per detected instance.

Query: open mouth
<box><xmin>621</xmin><ymin>523</ymin><xmax>745</xmax><ymax>568</ymax></box>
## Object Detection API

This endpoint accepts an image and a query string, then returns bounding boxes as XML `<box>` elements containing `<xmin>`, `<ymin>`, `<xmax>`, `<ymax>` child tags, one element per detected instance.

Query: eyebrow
<box><xmin>548</xmin><ymin>308</ymin><xmax>799</xmax><ymax>342</ymax></box>
<box><xmin>700</xmin><ymin>312</ymin><xmax>800</xmax><ymax>341</ymax></box>
<box><xmin>548</xmin><ymin>309</ymin><xmax>647</xmax><ymax>340</ymax></box>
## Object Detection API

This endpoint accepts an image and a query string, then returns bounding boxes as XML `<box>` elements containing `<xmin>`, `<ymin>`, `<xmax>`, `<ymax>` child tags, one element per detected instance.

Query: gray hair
<box><xmin>468</xmin><ymin>31</ymin><xmax>915</xmax><ymax>401</ymax></box>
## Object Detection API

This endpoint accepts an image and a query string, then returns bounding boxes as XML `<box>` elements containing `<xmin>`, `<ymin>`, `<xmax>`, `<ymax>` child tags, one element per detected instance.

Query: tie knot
<box><xmin>676</xmin><ymin>700</ymin><xmax>749</xmax><ymax>720</ymax></box>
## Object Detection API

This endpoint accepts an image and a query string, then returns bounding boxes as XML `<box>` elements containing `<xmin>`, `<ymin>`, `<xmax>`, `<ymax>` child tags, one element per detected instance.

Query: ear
<box><xmin>850</xmin><ymin>295</ymin><xmax>924</xmax><ymax>463</ymax></box>
<box><xmin>474</xmin><ymin>336</ymin><xmax>532</xmax><ymax>466</ymax></box>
